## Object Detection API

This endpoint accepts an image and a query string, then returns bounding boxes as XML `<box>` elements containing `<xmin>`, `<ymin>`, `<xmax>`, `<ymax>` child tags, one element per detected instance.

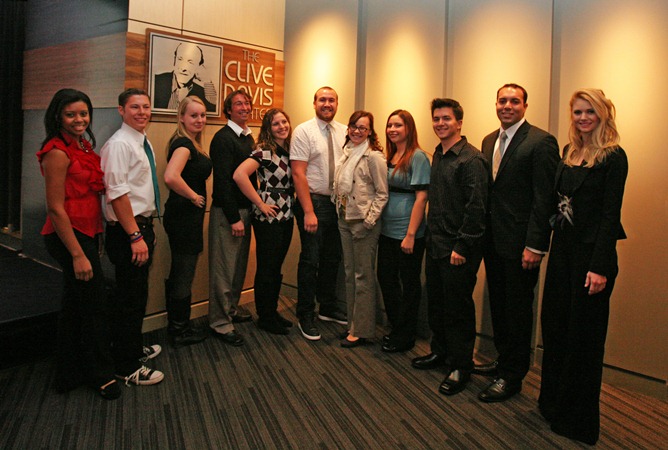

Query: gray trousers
<box><xmin>338</xmin><ymin>218</ymin><xmax>381</xmax><ymax>338</ymax></box>
<box><xmin>208</xmin><ymin>207</ymin><xmax>251</xmax><ymax>334</ymax></box>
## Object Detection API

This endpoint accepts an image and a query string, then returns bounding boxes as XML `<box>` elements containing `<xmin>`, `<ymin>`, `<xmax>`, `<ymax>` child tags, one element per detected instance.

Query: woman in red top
<box><xmin>37</xmin><ymin>89</ymin><xmax>119</xmax><ymax>400</ymax></box>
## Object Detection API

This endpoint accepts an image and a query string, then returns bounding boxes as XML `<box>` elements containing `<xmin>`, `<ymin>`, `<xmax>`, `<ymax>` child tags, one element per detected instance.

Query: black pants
<box><xmin>483</xmin><ymin>244</ymin><xmax>539</xmax><ymax>383</ymax></box>
<box><xmin>105</xmin><ymin>222</ymin><xmax>155</xmax><ymax>375</ymax></box>
<box><xmin>539</xmin><ymin>230</ymin><xmax>614</xmax><ymax>445</ymax></box>
<box><xmin>425</xmin><ymin>251</ymin><xmax>482</xmax><ymax>371</ymax></box>
<box><xmin>377</xmin><ymin>234</ymin><xmax>425</xmax><ymax>345</ymax></box>
<box><xmin>252</xmin><ymin>217</ymin><xmax>293</xmax><ymax>320</ymax></box>
<box><xmin>168</xmin><ymin>253</ymin><xmax>199</xmax><ymax>299</ymax></box>
<box><xmin>44</xmin><ymin>231</ymin><xmax>114</xmax><ymax>387</ymax></box>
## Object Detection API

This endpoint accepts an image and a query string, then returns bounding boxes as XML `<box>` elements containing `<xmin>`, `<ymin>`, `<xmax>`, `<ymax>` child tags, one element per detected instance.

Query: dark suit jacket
<box><xmin>482</xmin><ymin>121</ymin><xmax>560</xmax><ymax>259</ymax></box>
<box><xmin>153</xmin><ymin>72</ymin><xmax>216</xmax><ymax>112</ymax></box>
<box><xmin>552</xmin><ymin>146</ymin><xmax>628</xmax><ymax>276</ymax></box>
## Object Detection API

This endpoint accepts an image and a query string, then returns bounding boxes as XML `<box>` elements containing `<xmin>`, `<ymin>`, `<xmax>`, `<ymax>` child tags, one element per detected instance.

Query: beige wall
<box><xmin>362</xmin><ymin>0</ymin><xmax>447</xmax><ymax>156</ymax></box>
<box><xmin>284</xmin><ymin>0</ymin><xmax>668</xmax><ymax>388</ymax></box>
<box><xmin>553</xmin><ymin>0</ymin><xmax>668</xmax><ymax>381</ymax></box>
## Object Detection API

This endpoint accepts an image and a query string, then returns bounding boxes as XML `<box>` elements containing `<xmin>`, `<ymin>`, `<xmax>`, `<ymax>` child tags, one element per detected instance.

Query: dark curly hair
<box><xmin>42</xmin><ymin>88</ymin><xmax>96</xmax><ymax>149</ymax></box>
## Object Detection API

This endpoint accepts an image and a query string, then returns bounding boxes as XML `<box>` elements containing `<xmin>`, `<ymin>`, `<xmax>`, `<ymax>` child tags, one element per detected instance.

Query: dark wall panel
<box><xmin>25</xmin><ymin>0</ymin><xmax>129</xmax><ymax>50</ymax></box>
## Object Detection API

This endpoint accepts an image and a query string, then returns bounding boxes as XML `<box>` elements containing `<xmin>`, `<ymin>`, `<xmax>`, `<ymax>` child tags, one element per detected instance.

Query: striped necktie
<box><xmin>493</xmin><ymin>131</ymin><xmax>507</xmax><ymax>180</ymax></box>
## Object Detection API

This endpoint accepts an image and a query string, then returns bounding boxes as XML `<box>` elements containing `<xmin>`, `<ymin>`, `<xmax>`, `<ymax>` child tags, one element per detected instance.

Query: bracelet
<box><xmin>130</xmin><ymin>234</ymin><xmax>144</xmax><ymax>244</ymax></box>
<box><xmin>128</xmin><ymin>230</ymin><xmax>141</xmax><ymax>238</ymax></box>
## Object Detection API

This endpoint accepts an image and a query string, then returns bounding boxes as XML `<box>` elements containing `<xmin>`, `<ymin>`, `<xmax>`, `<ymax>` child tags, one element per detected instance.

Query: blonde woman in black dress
<box><xmin>539</xmin><ymin>89</ymin><xmax>628</xmax><ymax>445</ymax></box>
<box><xmin>163</xmin><ymin>96</ymin><xmax>212</xmax><ymax>347</ymax></box>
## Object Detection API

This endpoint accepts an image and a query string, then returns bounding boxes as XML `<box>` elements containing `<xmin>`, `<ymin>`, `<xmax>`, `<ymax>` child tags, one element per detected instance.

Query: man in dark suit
<box><xmin>153</xmin><ymin>42</ymin><xmax>217</xmax><ymax>113</ymax></box>
<box><xmin>477</xmin><ymin>83</ymin><xmax>559</xmax><ymax>402</ymax></box>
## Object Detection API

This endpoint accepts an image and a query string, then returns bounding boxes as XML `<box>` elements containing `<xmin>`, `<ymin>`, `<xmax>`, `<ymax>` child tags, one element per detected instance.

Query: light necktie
<box><xmin>493</xmin><ymin>131</ymin><xmax>507</xmax><ymax>180</ymax></box>
<box><xmin>144</xmin><ymin>136</ymin><xmax>161</xmax><ymax>218</ymax></box>
<box><xmin>326</xmin><ymin>124</ymin><xmax>335</xmax><ymax>190</ymax></box>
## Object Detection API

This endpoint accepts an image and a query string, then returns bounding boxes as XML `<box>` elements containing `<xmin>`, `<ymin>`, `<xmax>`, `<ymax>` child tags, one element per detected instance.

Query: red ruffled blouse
<box><xmin>36</xmin><ymin>134</ymin><xmax>105</xmax><ymax>237</ymax></box>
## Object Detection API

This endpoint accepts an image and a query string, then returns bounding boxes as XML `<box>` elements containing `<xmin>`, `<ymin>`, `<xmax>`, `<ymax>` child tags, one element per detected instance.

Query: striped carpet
<box><xmin>1</xmin><ymin>295</ymin><xmax>666</xmax><ymax>449</ymax></box>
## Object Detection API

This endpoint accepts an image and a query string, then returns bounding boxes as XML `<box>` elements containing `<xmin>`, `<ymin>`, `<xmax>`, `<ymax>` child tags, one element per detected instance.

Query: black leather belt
<box><xmin>265</xmin><ymin>187</ymin><xmax>294</xmax><ymax>195</ymax></box>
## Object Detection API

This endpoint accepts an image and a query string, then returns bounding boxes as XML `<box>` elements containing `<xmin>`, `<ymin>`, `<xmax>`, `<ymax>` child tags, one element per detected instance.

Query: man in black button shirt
<box><xmin>411</xmin><ymin>98</ymin><xmax>489</xmax><ymax>397</ymax></box>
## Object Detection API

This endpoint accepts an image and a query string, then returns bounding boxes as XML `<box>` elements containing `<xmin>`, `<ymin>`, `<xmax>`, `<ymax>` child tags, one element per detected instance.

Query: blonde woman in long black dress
<box><xmin>539</xmin><ymin>89</ymin><xmax>628</xmax><ymax>445</ymax></box>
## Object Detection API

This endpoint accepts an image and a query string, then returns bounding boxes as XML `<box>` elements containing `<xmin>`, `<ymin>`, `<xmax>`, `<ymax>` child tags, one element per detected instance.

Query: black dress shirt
<box><xmin>427</xmin><ymin>136</ymin><xmax>490</xmax><ymax>259</ymax></box>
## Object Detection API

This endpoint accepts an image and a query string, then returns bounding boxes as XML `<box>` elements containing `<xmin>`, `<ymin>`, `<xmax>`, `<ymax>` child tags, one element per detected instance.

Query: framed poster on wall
<box><xmin>147</xmin><ymin>31</ymin><xmax>223</xmax><ymax>117</ymax></box>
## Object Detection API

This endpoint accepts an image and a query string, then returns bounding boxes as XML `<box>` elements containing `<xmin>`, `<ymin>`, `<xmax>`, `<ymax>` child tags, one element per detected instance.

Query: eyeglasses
<box><xmin>349</xmin><ymin>125</ymin><xmax>369</xmax><ymax>133</ymax></box>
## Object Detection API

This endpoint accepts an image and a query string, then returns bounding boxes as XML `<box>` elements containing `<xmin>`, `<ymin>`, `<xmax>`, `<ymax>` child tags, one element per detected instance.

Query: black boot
<box><xmin>166</xmin><ymin>280</ymin><xmax>207</xmax><ymax>348</ymax></box>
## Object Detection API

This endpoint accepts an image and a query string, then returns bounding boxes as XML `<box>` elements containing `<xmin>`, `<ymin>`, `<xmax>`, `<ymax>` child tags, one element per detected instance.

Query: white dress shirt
<box><xmin>100</xmin><ymin>122</ymin><xmax>157</xmax><ymax>221</ymax></box>
<box><xmin>290</xmin><ymin>117</ymin><xmax>347</xmax><ymax>196</ymax></box>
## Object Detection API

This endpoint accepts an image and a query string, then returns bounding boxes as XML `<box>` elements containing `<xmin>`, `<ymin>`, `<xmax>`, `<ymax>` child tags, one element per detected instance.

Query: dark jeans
<box><xmin>377</xmin><ymin>234</ymin><xmax>425</xmax><ymax>345</ymax></box>
<box><xmin>44</xmin><ymin>231</ymin><xmax>114</xmax><ymax>387</ymax></box>
<box><xmin>425</xmin><ymin>250</ymin><xmax>482</xmax><ymax>372</ymax></box>
<box><xmin>295</xmin><ymin>194</ymin><xmax>342</xmax><ymax>319</ymax></box>
<box><xmin>105</xmin><ymin>221</ymin><xmax>155</xmax><ymax>375</ymax></box>
<box><xmin>252</xmin><ymin>217</ymin><xmax>294</xmax><ymax>319</ymax></box>
<box><xmin>483</xmin><ymin>243</ymin><xmax>540</xmax><ymax>383</ymax></box>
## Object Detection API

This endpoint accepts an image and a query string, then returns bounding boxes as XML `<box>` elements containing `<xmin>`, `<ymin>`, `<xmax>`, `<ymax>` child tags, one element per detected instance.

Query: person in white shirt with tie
<box><xmin>101</xmin><ymin>88</ymin><xmax>164</xmax><ymax>387</ymax></box>
<box><xmin>290</xmin><ymin>86</ymin><xmax>349</xmax><ymax>341</ymax></box>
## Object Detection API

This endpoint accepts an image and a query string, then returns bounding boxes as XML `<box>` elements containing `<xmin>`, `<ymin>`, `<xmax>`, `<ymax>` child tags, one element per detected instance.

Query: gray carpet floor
<box><xmin>1</xmin><ymin>295</ymin><xmax>666</xmax><ymax>449</ymax></box>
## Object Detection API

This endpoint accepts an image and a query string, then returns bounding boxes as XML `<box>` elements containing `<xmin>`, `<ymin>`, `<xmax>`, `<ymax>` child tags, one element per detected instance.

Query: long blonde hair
<box><xmin>168</xmin><ymin>96</ymin><xmax>206</xmax><ymax>154</ymax></box>
<box><xmin>565</xmin><ymin>88</ymin><xmax>619</xmax><ymax>167</ymax></box>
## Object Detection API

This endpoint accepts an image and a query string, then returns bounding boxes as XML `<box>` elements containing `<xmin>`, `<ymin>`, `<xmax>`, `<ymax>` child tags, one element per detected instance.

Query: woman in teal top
<box><xmin>377</xmin><ymin>109</ymin><xmax>430</xmax><ymax>352</ymax></box>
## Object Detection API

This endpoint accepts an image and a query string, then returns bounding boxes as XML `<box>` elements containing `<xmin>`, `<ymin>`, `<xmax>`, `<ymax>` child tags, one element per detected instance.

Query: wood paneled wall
<box><xmin>22</xmin><ymin>33</ymin><xmax>128</xmax><ymax>110</ymax></box>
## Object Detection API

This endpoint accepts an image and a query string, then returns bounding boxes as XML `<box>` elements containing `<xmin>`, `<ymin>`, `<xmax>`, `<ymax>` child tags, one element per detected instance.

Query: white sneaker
<box><xmin>140</xmin><ymin>344</ymin><xmax>162</xmax><ymax>362</ymax></box>
<box><xmin>117</xmin><ymin>365</ymin><xmax>164</xmax><ymax>386</ymax></box>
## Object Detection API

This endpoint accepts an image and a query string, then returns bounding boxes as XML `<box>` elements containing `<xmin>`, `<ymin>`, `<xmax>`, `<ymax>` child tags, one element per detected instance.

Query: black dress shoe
<box><xmin>438</xmin><ymin>370</ymin><xmax>470</xmax><ymax>396</ymax></box>
<box><xmin>382</xmin><ymin>334</ymin><xmax>392</xmax><ymax>344</ymax></box>
<box><xmin>411</xmin><ymin>353</ymin><xmax>446</xmax><ymax>370</ymax></box>
<box><xmin>216</xmin><ymin>330</ymin><xmax>245</xmax><ymax>346</ymax></box>
<box><xmin>231</xmin><ymin>312</ymin><xmax>252</xmax><ymax>323</ymax></box>
<box><xmin>381</xmin><ymin>340</ymin><xmax>415</xmax><ymax>353</ymax></box>
<box><xmin>472</xmin><ymin>359</ymin><xmax>499</xmax><ymax>376</ymax></box>
<box><xmin>478</xmin><ymin>378</ymin><xmax>521</xmax><ymax>402</ymax></box>
<box><xmin>169</xmin><ymin>325</ymin><xmax>208</xmax><ymax>348</ymax></box>
<box><xmin>257</xmin><ymin>318</ymin><xmax>289</xmax><ymax>335</ymax></box>
<box><xmin>340</xmin><ymin>337</ymin><xmax>368</xmax><ymax>348</ymax></box>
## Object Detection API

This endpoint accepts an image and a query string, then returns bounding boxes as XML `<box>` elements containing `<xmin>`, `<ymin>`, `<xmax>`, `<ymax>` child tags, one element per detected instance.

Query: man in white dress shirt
<box><xmin>101</xmin><ymin>88</ymin><xmax>164</xmax><ymax>386</ymax></box>
<box><xmin>290</xmin><ymin>86</ymin><xmax>348</xmax><ymax>341</ymax></box>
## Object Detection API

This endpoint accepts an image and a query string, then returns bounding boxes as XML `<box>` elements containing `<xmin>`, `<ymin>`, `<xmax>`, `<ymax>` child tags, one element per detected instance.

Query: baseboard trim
<box><xmin>140</xmin><ymin>289</ymin><xmax>257</xmax><ymax>333</ymax></box>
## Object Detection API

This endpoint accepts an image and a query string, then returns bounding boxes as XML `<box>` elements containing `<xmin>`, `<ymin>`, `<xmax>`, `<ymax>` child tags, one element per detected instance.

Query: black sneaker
<box><xmin>298</xmin><ymin>315</ymin><xmax>321</xmax><ymax>341</ymax></box>
<box><xmin>116</xmin><ymin>365</ymin><xmax>164</xmax><ymax>386</ymax></box>
<box><xmin>139</xmin><ymin>344</ymin><xmax>161</xmax><ymax>362</ymax></box>
<box><xmin>317</xmin><ymin>310</ymin><xmax>348</xmax><ymax>325</ymax></box>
